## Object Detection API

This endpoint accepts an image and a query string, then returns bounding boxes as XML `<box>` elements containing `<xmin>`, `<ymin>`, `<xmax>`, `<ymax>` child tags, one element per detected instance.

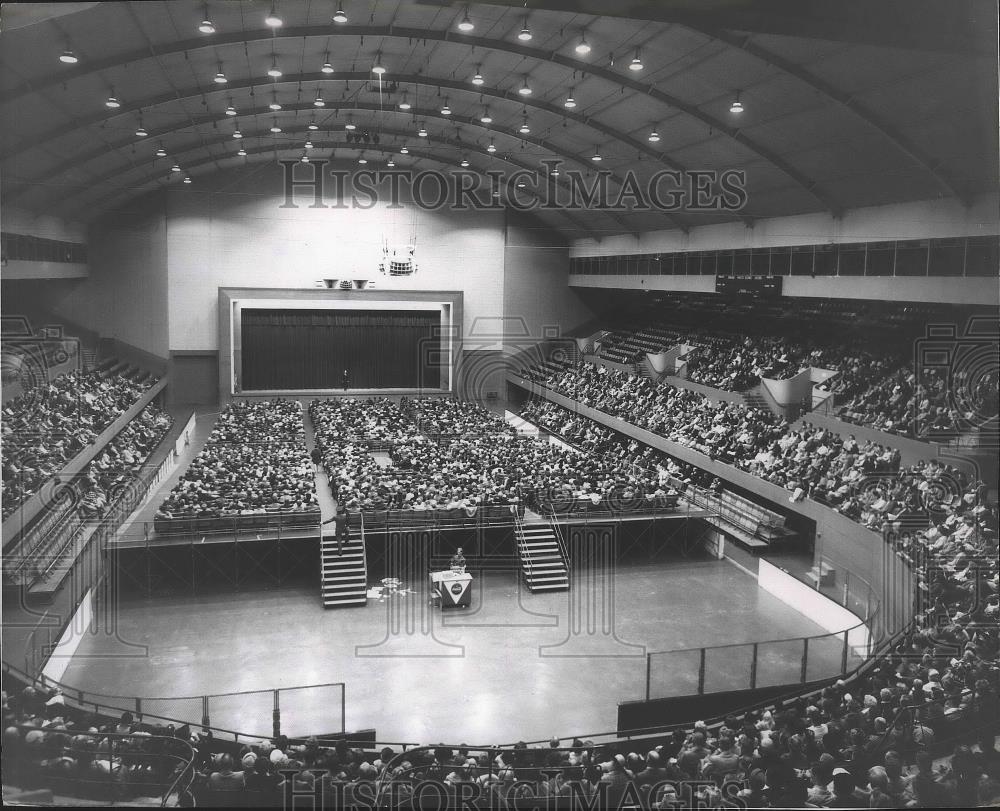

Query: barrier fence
<box><xmin>645</xmin><ymin>571</ymin><xmax>881</xmax><ymax>701</ymax></box>
<box><xmin>1</xmin><ymin>660</ymin><xmax>346</xmax><ymax>745</ymax></box>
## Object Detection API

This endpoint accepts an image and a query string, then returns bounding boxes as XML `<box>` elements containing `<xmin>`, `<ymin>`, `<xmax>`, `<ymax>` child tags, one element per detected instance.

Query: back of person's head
<box><xmin>832</xmin><ymin>768</ymin><xmax>856</xmax><ymax>796</ymax></box>
<box><xmin>217</xmin><ymin>753</ymin><xmax>234</xmax><ymax>772</ymax></box>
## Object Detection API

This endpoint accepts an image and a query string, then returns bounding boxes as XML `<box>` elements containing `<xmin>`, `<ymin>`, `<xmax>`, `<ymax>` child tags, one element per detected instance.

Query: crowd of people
<box><xmin>584</xmin><ymin>309</ymin><xmax>998</xmax><ymax>442</ymax></box>
<box><xmin>309</xmin><ymin>397</ymin><xmax>423</xmax><ymax>443</ymax></box>
<box><xmin>155</xmin><ymin>399</ymin><xmax>317</xmax><ymax>523</ymax></box>
<box><xmin>2</xmin><ymin>370</ymin><xmax>154</xmax><ymax>517</ymax></box>
<box><xmin>5</xmin><ymin>646</ymin><xmax>997</xmax><ymax>808</ymax></box>
<box><xmin>400</xmin><ymin>396</ymin><xmax>514</xmax><ymax>437</ymax></box>
<box><xmin>75</xmin><ymin>402</ymin><xmax>173</xmax><ymax>520</ymax></box>
<box><xmin>310</xmin><ymin>397</ymin><xmax>676</xmax><ymax>514</ymax></box>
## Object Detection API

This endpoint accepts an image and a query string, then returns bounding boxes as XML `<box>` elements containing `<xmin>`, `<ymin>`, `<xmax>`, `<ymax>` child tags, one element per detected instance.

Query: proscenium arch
<box><xmin>22</xmin><ymin>101</ymin><xmax>688</xmax><ymax>231</ymax></box>
<box><xmin>59</xmin><ymin>141</ymin><xmax>613</xmax><ymax>239</ymax></box>
<box><xmin>2</xmin><ymin>24</ymin><xmax>842</xmax><ymax>212</ymax></box>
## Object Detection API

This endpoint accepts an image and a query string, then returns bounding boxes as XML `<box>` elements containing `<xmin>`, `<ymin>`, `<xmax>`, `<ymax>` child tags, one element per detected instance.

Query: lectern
<box><xmin>430</xmin><ymin>570</ymin><xmax>473</xmax><ymax>608</ymax></box>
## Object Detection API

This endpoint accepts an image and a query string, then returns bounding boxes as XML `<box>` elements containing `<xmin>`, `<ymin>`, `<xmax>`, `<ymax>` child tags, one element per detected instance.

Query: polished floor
<box><xmin>59</xmin><ymin>558</ymin><xmax>840</xmax><ymax>744</ymax></box>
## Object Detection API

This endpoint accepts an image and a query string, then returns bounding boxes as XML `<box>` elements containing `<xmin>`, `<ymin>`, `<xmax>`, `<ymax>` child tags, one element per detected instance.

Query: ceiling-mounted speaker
<box><xmin>353</xmin><ymin>279</ymin><xmax>369</xmax><ymax>289</ymax></box>
<box><xmin>323</xmin><ymin>279</ymin><xmax>337</xmax><ymax>288</ymax></box>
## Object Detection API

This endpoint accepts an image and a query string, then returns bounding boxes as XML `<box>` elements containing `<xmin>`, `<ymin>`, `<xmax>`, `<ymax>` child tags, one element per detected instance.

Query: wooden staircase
<box><xmin>515</xmin><ymin>519</ymin><xmax>569</xmax><ymax>593</ymax></box>
<box><xmin>321</xmin><ymin>528</ymin><xmax>368</xmax><ymax>608</ymax></box>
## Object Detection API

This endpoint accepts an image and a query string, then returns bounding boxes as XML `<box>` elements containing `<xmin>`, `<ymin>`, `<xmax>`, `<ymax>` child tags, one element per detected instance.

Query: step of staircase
<box><xmin>321</xmin><ymin>532</ymin><xmax>368</xmax><ymax>609</ymax></box>
<box><xmin>516</xmin><ymin>523</ymin><xmax>569</xmax><ymax>594</ymax></box>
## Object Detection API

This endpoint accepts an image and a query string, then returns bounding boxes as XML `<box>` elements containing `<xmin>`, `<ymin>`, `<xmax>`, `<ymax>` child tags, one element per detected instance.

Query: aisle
<box><xmin>301</xmin><ymin>400</ymin><xmax>338</xmax><ymax>524</ymax></box>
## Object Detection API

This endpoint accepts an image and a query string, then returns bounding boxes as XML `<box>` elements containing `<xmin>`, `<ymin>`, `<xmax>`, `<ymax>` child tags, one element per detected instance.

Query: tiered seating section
<box><xmin>153</xmin><ymin>399</ymin><xmax>317</xmax><ymax>533</ymax></box>
<box><xmin>2</xmin><ymin>681</ymin><xmax>195</xmax><ymax>804</ymax></box>
<box><xmin>569</xmin><ymin>295</ymin><xmax>998</xmax><ymax>440</ymax></box>
<box><xmin>5</xmin><ymin>402</ymin><xmax>173</xmax><ymax>585</ymax></box>
<box><xmin>2</xmin><ymin>366</ymin><xmax>157</xmax><ymax>518</ymax></box>
<box><xmin>309</xmin><ymin>397</ymin><xmax>679</xmax><ymax>521</ymax></box>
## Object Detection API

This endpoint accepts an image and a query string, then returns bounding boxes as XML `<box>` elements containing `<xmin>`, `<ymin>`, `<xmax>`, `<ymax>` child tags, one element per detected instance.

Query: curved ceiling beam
<box><xmin>684</xmin><ymin>24</ymin><xmax>971</xmax><ymax>203</ymax></box>
<box><xmin>1</xmin><ymin>24</ymin><xmax>839</xmax><ymax>212</ymax></box>
<box><xmin>62</xmin><ymin>142</ymin><xmax>602</xmax><ymax>238</ymax></box>
<box><xmin>6</xmin><ymin>72</ymin><xmax>686</xmax><ymax>178</ymax></box>
<box><xmin>49</xmin><ymin>123</ymin><xmax>607</xmax><ymax>222</ymax></box>
<box><xmin>13</xmin><ymin>101</ymin><xmax>631</xmax><ymax>200</ymax></box>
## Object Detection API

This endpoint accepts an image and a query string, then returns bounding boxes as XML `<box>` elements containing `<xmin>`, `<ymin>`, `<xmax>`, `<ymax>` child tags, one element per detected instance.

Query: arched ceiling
<box><xmin>1</xmin><ymin>0</ymin><xmax>996</xmax><ymax>240</ymax></box>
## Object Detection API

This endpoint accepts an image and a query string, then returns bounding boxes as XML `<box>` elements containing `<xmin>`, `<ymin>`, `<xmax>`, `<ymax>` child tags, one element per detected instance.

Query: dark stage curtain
<box><xmin>241</xmin><ymin>308</ymin><xmax>442</xmax><ymax>390</ymax></box>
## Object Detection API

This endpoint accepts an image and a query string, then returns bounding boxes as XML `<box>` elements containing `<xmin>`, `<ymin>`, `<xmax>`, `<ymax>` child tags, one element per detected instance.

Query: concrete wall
<box><xmin>566</xmin><ymin>274</ymin><xmax>999</xmax><ymax>305</ymax></box>
<box><xmin>1</xmin><ymin>206</ymin><xmax>87</xmax><ymax>243</ymax></box>
<box><xmin>164</xmin><ymin>165</ymin><xmax>505</xmax><ymax>353</ymax></box>
<box><xmin>571</xmin><ymin>194</ymin><xmax>1000</xmax><ymax>257</ymax></box>
<box><xmin>501</xmin><ymin>211</ymin><xmax>593</xmax><ymax>353</ymax></box>
<box><xmin>10</xmin><ymin>195</ymin><xmax>170</xmax><ymax>359</ymax></box>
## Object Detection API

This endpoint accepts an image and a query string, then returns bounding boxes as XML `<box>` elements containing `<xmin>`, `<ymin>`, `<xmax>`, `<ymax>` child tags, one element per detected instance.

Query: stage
<box><xmin>57</xmin><ymin>557</ymin><xmax>840</xmax><ymax>743</ymax></box>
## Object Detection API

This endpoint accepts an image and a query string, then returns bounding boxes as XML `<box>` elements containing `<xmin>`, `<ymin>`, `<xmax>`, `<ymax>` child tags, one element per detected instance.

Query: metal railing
<box><xmin>2</xmin><ymin>725</ymin><xmax>196</xmax><ymax>807</ymax></box>
<box><xmin>1</xmin><ymin>660</ymin><xmax>346</xmax><ymax>744</ymax></box>
<box><xmin>644</xmin><ymin>575</ymin><xmax>880</xmax><ymax>700</ymax></box>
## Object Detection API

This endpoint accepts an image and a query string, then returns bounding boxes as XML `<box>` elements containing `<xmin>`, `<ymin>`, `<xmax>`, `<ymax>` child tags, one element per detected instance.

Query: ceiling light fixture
<box><xmin>301</xmin><ymin>154</ymin><xmax>310</xmax><ymax>163</ymax></box>
<box><xmin>269</xmin><ymin>93</ymin><xmax>282</xmax><ymax>111</ymax></box>
<box><xmin>730</xmin><ymin>92</ymin><xmax>744</xmax><ymax>114</ymax></box>
<box><xmin>440</xmin><ymin>99</ymin><xmax>452</xmax><ymax>115</ymax></box>
<box><xmin>135</xmin><ymin>122</ymin><xmax>148</xmax><ymax>137</ymax></box>
<box><xmin>358</xmin><ymin>156</ymin><xmax>368</xmax><ymax>164</ymax></box>
<box><xmin>457</xmin><ymin>9</ymin><xmax>474</xmax><ymax>31</ymax></box>
<box><xmin>332</xmin><ymin>5</ymin><xmax>347</xmax><ymax>23</ymax></box>
<box><xmin>314</xmin><ymin>93</ymin><xmax>325</xmax><ymax>107</ymax></box>
<box><xmin>308</xmin><ymin>119</ymin><xmax>319</xmax><ymax>130</ymax></box>
<box><xmin>518</xmin><ymin>116</ymin><xmax>530</xmax><ymax>134</ymax></box>
<box><xmin>480</xmin><ymin>107</ymin><xmax>492</xmax><ymax>124</ymax></box>
<box><xmin>399</xmin><ymin>145</ymin><xmax>409</xmax><ymax>153</ymax></box>
<box><xmin>155</xmin><ymin>145</ymin><xmax>167</xmax><ymax>158</ymax></box>
<box><xmin>629</xmin><ymin>50</ymin><xmax>644</xmax><ymax>71</ymax></box>
<box><xmin>344</xmin><ymin>117</ymin><xmax>356</xmax><ymax>130</ymax></box>
<box><xmin>225</xmin><ymin>101</ymin><xmax>237</xmax><ymax>116</ymax></box>
<box><xmin>518</xmin><ymin>77</ymin><xmax>532</xmax><ymax>96</ymax></box>
<box><xmin>398</xmin><ymin>92</ymin><xmax>411</xmax><ymax>110</ymax></box>
<box><xmin>304</xmin><ymin>140</ymin><xmax>314</xmax><ymax>149</ymax></box>
<box><xmin>487</xmin><ymin>139</ymin><xmax>496</xmax><ymax>153</ymax></box>
<box><xmin>105</xmin><ymin>91</ymin><xmax>120</xmax><ymax>108</ymax></box>
<box><xmin>270</xmin><ymin>120</ymin><xmax>282</xmax><ymax>133</ymax></box>
<box><xmin>518</xmin><ymin>18</ymin><xmax>532</xmax><ymax>41</ymax></box>
<box><xmin>460</xmin><ymin>157</ymin><xmax>470</xmax><ymax>167</ymax></box>
<box><xmin>575</xmin><ymin>34</ymin><xmax>591</xmax><ymax>55</ymax></box>
<box><xmin>214</xmin><ymin>64</ymin><xmax>228</xmax><ymax>83</ymax></box>
<box><xmin>564</xmin><ymin>91</ymin><xmax>577</xmax><ymax>108</ymax></box>
<box><xmin>321</xmin><ymin>57</ymin><xmax>334</xmax><ymax>74</ymax></box>
<box><xmin>591</xmin><ymin>150</ymin><xmax>602</xmax><ymax>161</ymax></box>
<box><xmin>171</xmin><ymin>163</ymin><xmax>182</xmax><ymax>172</ymax></box>
<box><xmin>386</xmin><ymin>158</ymin><xmax>396</xmax><ymax>167</ymax></box>
<box><xmin>183</xmin><ymin>176</ymin><xmax>193</xmax><ymax>184</ymax></box>
<box><xmin>265</xmin><ymin>6</ymin><xmax>282</xmax><ymax>27</ymax></box>
<box><xmin>471</xmin><ymin>66</ymin><xmax>484</xmax><ymax>86</ymax></box>
<box><xmin>417</xmin><ymin>124</ymin><xmax>428</xmax><ymax>137</ymax></box>
<box><xmin>237</xmin><ymin>147</ymin><xmax>247</xmax><ymax>156</ymax></box>
<box><xmin>371</xmin><ymin>54</ymin><xmax>386</xmax><ymax>75</ymax></box>
<box><xmin>233</xmin><ymin>127</ymin><xmax>243</xmax><ymax>139</ymax></box>
<box><xmin>59</xmin><ymin>49</ymin><xmax>78</xmax><ymax>64</ymax></box>
<box><xmin>198</xmin><ymin>5</ymin><xmax>215</xmax><ymax>34</ymax></box>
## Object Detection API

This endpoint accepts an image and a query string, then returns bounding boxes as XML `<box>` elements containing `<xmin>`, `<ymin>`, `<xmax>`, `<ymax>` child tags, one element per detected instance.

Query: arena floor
<box><xmin>58</xmin><ymin>557</ymin><xmax>840</xmax><ymax>743</ymax></box>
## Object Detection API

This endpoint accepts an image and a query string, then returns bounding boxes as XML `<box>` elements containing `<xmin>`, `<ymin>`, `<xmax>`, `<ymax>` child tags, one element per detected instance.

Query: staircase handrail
<box><xmin>547</xmin><ymin>513</ymin><xmax>570</xmax><ymax>570</ymax></box>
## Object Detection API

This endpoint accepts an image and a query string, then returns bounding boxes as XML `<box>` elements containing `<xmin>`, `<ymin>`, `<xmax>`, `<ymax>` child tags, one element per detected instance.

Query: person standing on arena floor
<box><xmin>342</xmin><ymin>369</ymin><xmax>350</xmax><ymax>391</ymax></box>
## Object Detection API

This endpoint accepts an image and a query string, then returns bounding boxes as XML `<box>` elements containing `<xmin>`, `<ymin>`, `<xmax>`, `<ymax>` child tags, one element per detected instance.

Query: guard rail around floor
<box><xmin>644</xmin><ymin>567</ymin><xmax>882</xmax><ymax>701</ymax></box>
<box><xmin>1</xmin><ymin>660</ymin><xmax>347</xmax><ymax>745</ymax></box>
<box><xmin>1</xmin><ymin>725</ymin><xmax>198</xmax><ymax>807</ymax></box>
